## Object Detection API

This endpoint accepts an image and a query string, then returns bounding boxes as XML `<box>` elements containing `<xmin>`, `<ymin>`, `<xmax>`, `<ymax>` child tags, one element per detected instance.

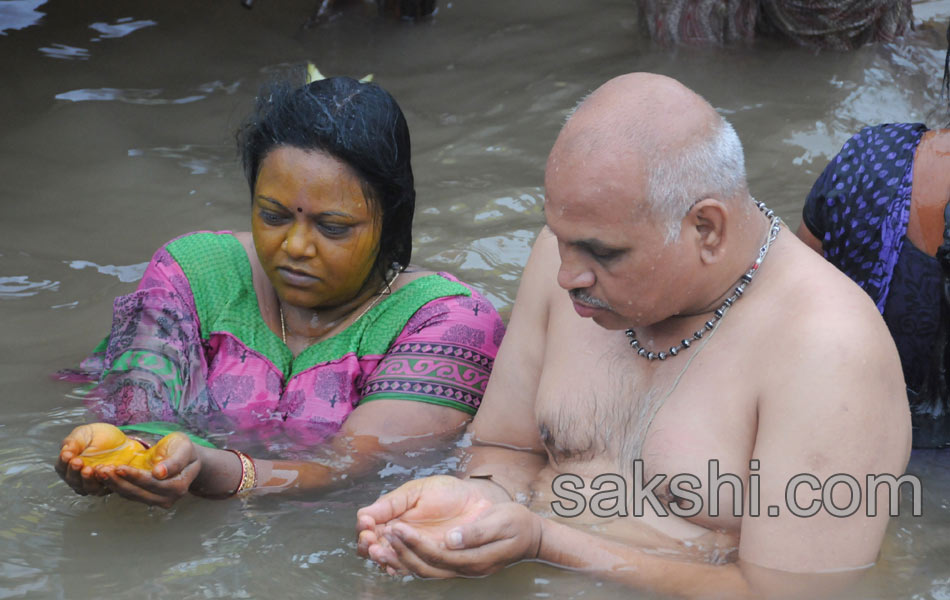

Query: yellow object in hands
<box><xmin>126</xmin><ymin>434</ymin><xmax>176</xmax><ymax>470</ymax></box>
<box><xmin>76</xmin><ymin>423</ymin><xmax>177</xmax><ymax>471</ymax></box>
<box><xmin>77</xmin><ymin>423</ymin><xmax>148</xmax><ymax>467</ymax></box>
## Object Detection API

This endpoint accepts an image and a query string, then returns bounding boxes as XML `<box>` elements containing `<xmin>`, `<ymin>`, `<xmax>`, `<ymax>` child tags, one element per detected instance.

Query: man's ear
<box><xmin>688</xmin><ymin>199</ymin><xmax>727</xmax><ymax>265</ymax></box>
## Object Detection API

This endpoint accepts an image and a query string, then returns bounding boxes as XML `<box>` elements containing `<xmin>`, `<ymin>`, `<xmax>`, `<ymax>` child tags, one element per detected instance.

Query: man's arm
<box><xmin>737</xmin><ymin>297</ymin><xmax>911</xmax><ymax>572</ymax></box>
<box><xmin>458</xmin><ymin>227</ymin><xmax>561</xmax><ymax>497</ymax></box>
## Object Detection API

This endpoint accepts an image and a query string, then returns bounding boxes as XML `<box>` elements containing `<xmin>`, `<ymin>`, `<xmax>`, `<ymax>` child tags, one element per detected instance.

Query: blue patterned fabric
<box><xmin>802</xmin><ymin>122</ymin><xmax>928</xmax><ymax>313</ymax></box>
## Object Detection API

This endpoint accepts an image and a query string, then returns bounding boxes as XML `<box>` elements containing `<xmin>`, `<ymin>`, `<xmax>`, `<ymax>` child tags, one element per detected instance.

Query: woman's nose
<box><xmin>284</xmin><ymin>222</ymin><xmax>317</xmax><ymax>258</ymax></box>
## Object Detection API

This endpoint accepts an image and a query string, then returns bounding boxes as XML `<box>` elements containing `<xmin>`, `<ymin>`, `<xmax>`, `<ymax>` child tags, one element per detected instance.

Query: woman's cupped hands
<box><xmin>56</xmin><ymin>423</ymin><xmax>202</xmax><ymax>508</ymax></box>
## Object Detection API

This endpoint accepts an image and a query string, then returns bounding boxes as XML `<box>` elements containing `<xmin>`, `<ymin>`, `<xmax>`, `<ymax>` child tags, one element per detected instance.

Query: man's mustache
<box><xmin>569</xmin><ymin>288</ymin><xmax>611</xmax><ymax>310</ymax></box>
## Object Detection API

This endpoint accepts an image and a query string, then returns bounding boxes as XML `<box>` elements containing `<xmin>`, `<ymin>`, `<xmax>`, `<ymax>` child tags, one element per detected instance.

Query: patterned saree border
<box><xmin>358</xmin><ymin>343</ymin><xmax>495</xmax><ymax>414</ymax></box>
<box><xmin>358</xmin><ymin>393</ymin><xmax>478</xmax><ymax>415</ymax></box>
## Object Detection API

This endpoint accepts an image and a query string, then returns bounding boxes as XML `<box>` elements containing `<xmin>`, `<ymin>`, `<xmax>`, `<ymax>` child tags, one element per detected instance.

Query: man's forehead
<box><xmin>543</xmin><ymin>191</ymin><xmax>645</xmax><ymax>243</ymax></box>
<box><xmin>547</xmin><ymin>131</ymin><xmax>647</xmax><ymax>188</ymax></box>
<box><xmin>544</xmin><ymin>160</ymin><xmax>644</xmax><ymax>218</ymax></box>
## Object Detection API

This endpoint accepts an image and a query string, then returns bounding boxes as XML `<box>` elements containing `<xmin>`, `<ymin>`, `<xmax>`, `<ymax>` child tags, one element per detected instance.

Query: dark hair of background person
<box><xmin>944</xmin><ymin>20</ymin><xmax>950</xmax><ymax>126</ymax></box>
<box><xmin>920</xmin><ymin>201</ymin><xmax>950</xmax><ymax>445</ymax></box>
<box><xmin>918</xmin><ymin>21</ymin><xmax>950</xmax><ymax>446</ymax></box>
<box><xmin>237</xmin><ymin>75</ymin><xmax>415</xmax><ymax>281</ymax></box>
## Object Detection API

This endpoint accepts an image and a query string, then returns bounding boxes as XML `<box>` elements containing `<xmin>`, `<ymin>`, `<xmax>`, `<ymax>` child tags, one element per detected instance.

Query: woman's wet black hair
<box><xmin>237</xmin><ymin>75</ymin><xmax>414</xmax><ymax>280</ymax></box>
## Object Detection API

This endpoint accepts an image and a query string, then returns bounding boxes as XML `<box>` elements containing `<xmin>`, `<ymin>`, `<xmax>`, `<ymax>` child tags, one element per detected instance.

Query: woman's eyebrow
<box><xmin>314</xmin><ymin>211</ymin><xmax>354</xmax><ymax>219</ymax></box>
<box><xmin>256</xmin><ymin>195</ymin><xmax>287</xmax><ymax>209</ymax></box>
<box><xmin>257</xmin><ymin>196</ymin><xmax>355</xmax><ymax>219</ymax></box>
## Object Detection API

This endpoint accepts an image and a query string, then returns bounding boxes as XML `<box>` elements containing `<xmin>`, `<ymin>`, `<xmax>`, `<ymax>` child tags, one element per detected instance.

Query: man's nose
<box><xmin>556</xmin><ymin>250</ymin><xmax>595</xmax><ymax>291</ymax></box>
<box><xmin>284</xmin><ymin>222</ymin><xmax>317</xmax><ymax>258</ymax></box>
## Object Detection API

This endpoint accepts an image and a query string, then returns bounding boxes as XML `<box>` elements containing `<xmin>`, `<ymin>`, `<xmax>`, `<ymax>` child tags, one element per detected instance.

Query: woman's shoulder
<box><xmin>369</xmin><ymin>268</ymin><xmax>501</xmax><ymax>329</ymax></box>
<box><xmin>160</xmin><ymin>231</ymin><xmax>254</xmax><ymax>313</ymax></box>
<box><xmin>838</xmin><ymin>122</ymin><xmax>928</xmax><ymax>158</ymax></box>
<box><xmin>387</xmin><ymin>270</ymin><xmax>504</xmax><ymax>345</ymax></box>
<box><xmin>132</xmin><ymin>231</ymin><xmax>244</xmax><ymax>284</ymax></box>
<box><xmin>162</xmin><ymin>230</ymin><xmax>240</xmax><ymax>255</ymax></box>
<box><xmin>387</xmin><ymin>266</ymin><xmax>434</xmax><ymax>291</ymax></box>
<box><xmin>807</xmin><ymin>122</ymin><xmax>929</xmax><ymax>206</ymax></box>
<box><xmin>389</xmin><ymin>268</ymin><xmax>494</xmax><ymax>308</ymax></box>
<box><xmin>160</xmin><ymin>231</ymin><xmax>246</xmax><ymax>270</ymax></box>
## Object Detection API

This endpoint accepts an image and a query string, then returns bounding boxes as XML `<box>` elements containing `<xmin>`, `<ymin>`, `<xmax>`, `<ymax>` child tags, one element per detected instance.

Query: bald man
<box><xmin>355</xmin><ymin>73</ymin><xmax>912</xmax><ymax>597</ymax></box>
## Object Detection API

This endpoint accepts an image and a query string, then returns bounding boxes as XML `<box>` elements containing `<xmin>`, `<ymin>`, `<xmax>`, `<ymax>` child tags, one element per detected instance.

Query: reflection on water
<box><xmin>0</xmin><ymin>275</ymin><xmax>59</xmax><ymax>298</ymax></box>
<box><xmin>55</xmin><ymin>88</ymin><xmax>206</xmax><ymax>105</ymax></box>
<box><xmin>1</xmin><ymin>0</ymin><xmax>949</xmax><ymax>598</ymax></box>
<box><xmin>56</xmin><ymin>78</ymin><xmax>241</xmax><ymax>105</ymax></box>
<box><xmin>66</xmin><ymin>261</ymin><xmax>147</xmax><ymax>283</ymax></box>
<box><xmin>38</xmin><ymin>42</ymin><xmax>89</xmax><ymax>60</ymax></box>
<box><xmin>0</xmin><ymin>0</ymin><xmax>45</xmax><ymax>36</ymax></box>
<box><xmin>127</xmin><ymin>144</ymin><xmax>235</xmax><ymax>177</ymax></box>
<box><xmin>88</xmin><ymin>18</ymin><xmax>156</xmax><ymax>41</ymax></box>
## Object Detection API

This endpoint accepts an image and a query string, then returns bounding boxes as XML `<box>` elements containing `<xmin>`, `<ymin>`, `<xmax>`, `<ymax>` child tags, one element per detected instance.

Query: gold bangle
<box><xmin>228</xmin><ymin>449</ymin><xmax>257</xmax><ymax>496</ymax></box>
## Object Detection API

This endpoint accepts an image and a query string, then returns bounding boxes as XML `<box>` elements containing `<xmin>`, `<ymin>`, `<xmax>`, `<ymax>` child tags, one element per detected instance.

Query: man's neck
<box><xmin>637</xmin><ymin>204</ymin><xmax>775</xmax><ymax>346</ymax></box>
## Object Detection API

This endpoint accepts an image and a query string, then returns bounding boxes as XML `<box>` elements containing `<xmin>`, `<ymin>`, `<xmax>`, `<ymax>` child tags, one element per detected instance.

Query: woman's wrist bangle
<box><xmin>227</xmin><ymin>449</ymin><xmax>257</xmax><ymax>496</ymax></box>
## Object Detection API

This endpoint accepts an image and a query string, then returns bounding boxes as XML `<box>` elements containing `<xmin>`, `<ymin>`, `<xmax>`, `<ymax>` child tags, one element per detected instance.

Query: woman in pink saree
<box><xmin>55</xmin><ymin>75</ymin><xmax>504</xmax><ymax>506</ymax></box>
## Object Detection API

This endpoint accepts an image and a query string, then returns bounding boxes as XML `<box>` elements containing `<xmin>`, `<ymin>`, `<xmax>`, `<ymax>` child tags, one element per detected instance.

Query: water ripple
<box><xmin>55</xmin><ymin>88</ymin><xmax>203</xmax><ymax>105</ymax></box>
<box><xmin>784</xmin><ymin>43</ymin><xmax>945</xmax><ymax>166</ymax></box>
<box><xmin>55</xmin><ymin>79</ymin><xmax>240</xmax><ymax>105</ymax></box>
<box><xmin>89</xmin><ymin>18</ymin><xmax>156</xmax><ymax>41</ymax></box>
<box><xmin>38</xmin><ymin>43</ymin><xmax>89</xmax><ymax>60</ymax></box>
<box><xmin>0</xmin><ymin>276</ymin><xmax>59</xmax><ymax>298</ymax></box>
<box><xmin>0</xmin><ymin>0</ymin><xmax>45</xmax><ymax>36</ymax></box>
<box><xmin>126</xmin><ymin>144</ymin><xmax>232</xmax><ymax>177</ymax></box>
<box><xmin>66</xmin><ymin>260</ymin><xmax>147</xmax><ymax>283</ymax></box>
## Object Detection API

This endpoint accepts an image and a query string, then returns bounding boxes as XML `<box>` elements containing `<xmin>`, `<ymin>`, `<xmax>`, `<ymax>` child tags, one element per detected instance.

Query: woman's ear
<box><xmin>688</xmin><ymin>199</ymin><xmax>727</xmax><ymax>265</ymax></box>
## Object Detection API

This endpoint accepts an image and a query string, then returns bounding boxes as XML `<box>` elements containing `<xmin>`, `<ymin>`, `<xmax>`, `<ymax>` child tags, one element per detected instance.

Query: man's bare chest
<box><xmin>533</xmin><ymin>309</ymin><xmax>758</xmax><ymax>529</ymax></box>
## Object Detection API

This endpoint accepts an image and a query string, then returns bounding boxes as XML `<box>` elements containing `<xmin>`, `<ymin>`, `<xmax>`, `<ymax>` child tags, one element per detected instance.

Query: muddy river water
<box><xmin>2</xmin><ymin>1</ymin><xmax>950</xmax><ymax>598</ymax></box>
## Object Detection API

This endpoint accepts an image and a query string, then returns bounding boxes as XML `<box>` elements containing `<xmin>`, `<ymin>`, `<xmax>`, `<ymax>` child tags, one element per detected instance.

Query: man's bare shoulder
<box><xmin>525</xmin><ymin>226</ymin><xmax>560</xmax><ymax>279</ymax></box>
<box><xmin>751</xmin><ymin>233</ymin><xmax>910</xmax><ymax>467</ymax></box>
<box><xmin>764</xmin><ymin>232</ymin><xmax>896</xmax><ymax>359</ymax></box>
<box><xmin>515</xmin><ymin>226</ymin><xmax>563</xmax><ymax>310</ymax></box>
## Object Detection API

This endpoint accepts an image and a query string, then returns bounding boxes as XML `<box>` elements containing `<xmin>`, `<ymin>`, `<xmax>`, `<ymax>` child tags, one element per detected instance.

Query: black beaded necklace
<box><xmin>625</xmin><ymin>200</ymin><xmax>782</xmax><ymax>361</ymax></box>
